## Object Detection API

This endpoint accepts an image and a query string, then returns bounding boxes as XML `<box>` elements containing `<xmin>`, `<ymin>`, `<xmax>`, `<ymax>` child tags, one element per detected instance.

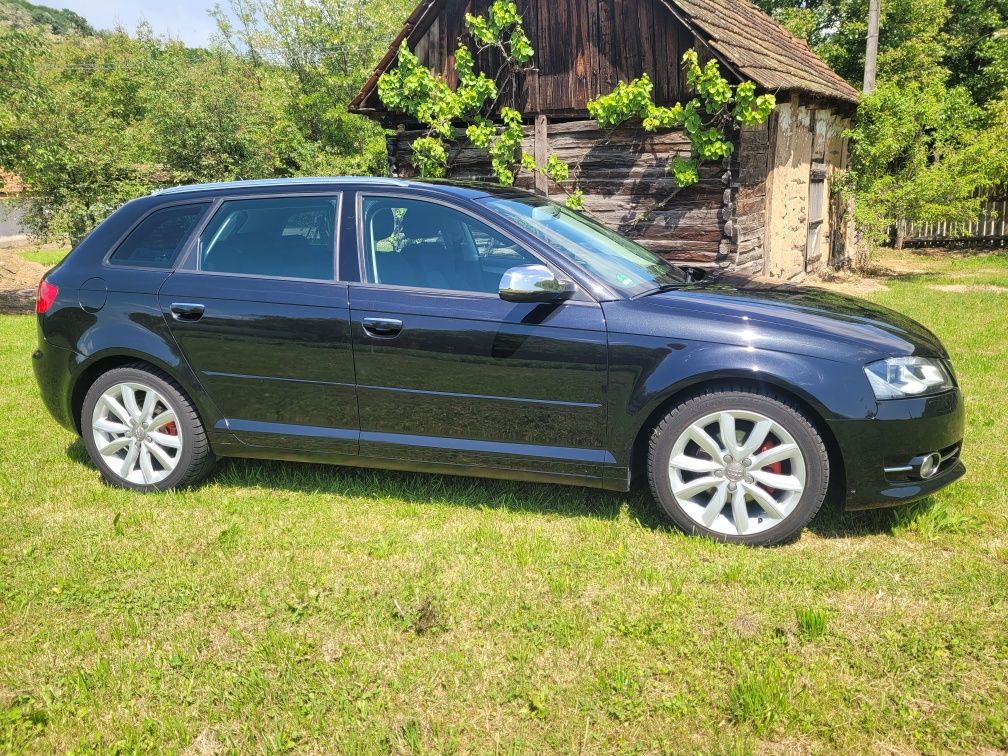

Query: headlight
<box><xmin>864</xmin><ymin>356</ymin><xmax>954</xmax><ymax>399</ymax></box>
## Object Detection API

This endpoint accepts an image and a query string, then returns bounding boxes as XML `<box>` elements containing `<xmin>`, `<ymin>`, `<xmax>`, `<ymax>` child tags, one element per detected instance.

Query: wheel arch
<box><xmin>70</xmin><ymin>350</ymin><xmax>204</xmax><ymax>435</ymax></box>
<box><xmin>628</xmin><ymin>374</ymin><xmax>846</xmax><ymax>507</ymax></box>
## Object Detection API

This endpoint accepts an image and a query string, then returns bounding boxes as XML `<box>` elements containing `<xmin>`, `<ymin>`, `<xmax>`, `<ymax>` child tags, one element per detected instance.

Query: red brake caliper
<box><xmin>758</xmin><ymin>439</ymin><xmax>782</xmax><ymax>494</ymax></box>
<box><xmin>163</xmin><ymin>421</ymin><xmax>178</xmax><ymax>436</ymax></box>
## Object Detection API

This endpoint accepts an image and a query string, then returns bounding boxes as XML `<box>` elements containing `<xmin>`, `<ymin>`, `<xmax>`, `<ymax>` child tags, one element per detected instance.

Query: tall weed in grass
<box><xmin>795</xmin><ymin>606</ymin><xmax>829</xmax><ymax>640</ymax></box>
<box><xmin>728</xmin><ymin>660</ymin><xmax>792</xmax><ymax>733</ymax></box>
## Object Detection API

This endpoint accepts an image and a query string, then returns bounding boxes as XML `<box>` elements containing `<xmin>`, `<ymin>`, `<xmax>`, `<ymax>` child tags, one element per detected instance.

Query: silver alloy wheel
<box><xmin>91</xmin><ymin>382</ymin><xmax>182</xmax><ymax>485</ymax></box>
<box><xmin>667</xmin><ymin>409</ymin><xmax>807</xmax><ymax>536</ymax></box>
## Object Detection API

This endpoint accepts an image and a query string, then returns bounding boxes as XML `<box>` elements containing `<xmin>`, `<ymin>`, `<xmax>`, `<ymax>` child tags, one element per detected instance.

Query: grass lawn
<box><xmin>12</xmin><ymin>247</ymin><xmax>71</xmax><ymax>268</ymax></box>
<box><xmin>1</xmin><ymin>249</ymin><xmax>1006</xmax><ymax>753</ymax></box>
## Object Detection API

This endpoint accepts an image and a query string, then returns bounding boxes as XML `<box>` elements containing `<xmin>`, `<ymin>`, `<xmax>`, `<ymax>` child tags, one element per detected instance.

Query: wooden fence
<box><xmin>900</xmin><ymin>191</ymin><xmax>1007</xmax><ymax>247</ymax></box>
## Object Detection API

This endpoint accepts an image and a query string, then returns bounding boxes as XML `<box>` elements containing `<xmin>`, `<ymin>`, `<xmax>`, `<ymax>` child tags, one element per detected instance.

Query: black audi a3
<box><xmin>32</xmin><ymin>178</ymin><xmax>965</xmax><ymax>545</ymax></box>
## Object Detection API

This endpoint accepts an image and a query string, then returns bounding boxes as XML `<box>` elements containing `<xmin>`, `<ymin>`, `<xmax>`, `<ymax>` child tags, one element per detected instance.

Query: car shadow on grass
<box><xmin>66</xmin><ymin>438</ymin><xmax>910</xmax><ymax>541</ymax></box>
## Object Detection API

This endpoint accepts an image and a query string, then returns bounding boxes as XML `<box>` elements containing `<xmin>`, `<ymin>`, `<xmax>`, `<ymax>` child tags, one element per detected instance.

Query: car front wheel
<box><xmin>81</xmin><ymin>364</ymin><xmax>215</xmax><ymax>491</ymax></box>
<box><xmin>648</xmin><ymin>386</ymin><xmax>829</xmax><ymax>546</ymax></box>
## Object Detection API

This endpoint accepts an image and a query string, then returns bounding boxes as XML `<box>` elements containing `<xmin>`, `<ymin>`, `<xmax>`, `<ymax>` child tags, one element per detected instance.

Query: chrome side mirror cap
<box><xmin>498</xmin><ymin>264</ymin><xmax>576</xmax><ymax>303</ymax></box>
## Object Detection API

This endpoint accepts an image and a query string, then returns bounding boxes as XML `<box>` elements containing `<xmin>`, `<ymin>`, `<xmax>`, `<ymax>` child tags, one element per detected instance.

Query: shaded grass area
<box><xmin>1</xmin><ymin>250</ymin><xmax>1006</xmax><ymax>752</ymax></box>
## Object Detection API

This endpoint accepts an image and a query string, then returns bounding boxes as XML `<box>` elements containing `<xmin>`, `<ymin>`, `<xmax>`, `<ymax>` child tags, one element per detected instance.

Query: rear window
<box><xmin>198</xmin><ymin>196</ymin><xmax>337</xmax><ymax>281</ymax></box>
<box><xmin>109</xmin><ymin>203</ymin><xmax>209</xmax><ymax>269</ymax></box>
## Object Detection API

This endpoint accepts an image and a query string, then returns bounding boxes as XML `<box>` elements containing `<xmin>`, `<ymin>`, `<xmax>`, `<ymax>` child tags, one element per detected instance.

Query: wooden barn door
<box><xmin>805</xmin><ymin>163</ymin><xmax>826</xmax><ymax>271</ymax></box>
<box><xmin>805</xmin><ymin>111</ymin><xmax>830</xmax><ymax>272</ymax></box>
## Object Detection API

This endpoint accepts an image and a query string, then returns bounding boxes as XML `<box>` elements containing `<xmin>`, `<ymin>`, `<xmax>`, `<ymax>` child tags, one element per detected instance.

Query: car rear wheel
<box><xmin>648</xmin><ymin>386</ymin><xmax>829</xmax><ymax>546</ymax></box>
<box><xmin>81</xmin><ymin>364</ymin><xmax>215</xmax><ymax>491</ymax></box>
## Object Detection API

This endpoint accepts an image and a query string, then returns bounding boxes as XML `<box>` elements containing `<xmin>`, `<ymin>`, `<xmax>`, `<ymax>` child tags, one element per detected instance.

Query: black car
<box><xmin>32</xmin><ymin>178</ymin><xmax>965</xmax><ymax>545</ymax></box>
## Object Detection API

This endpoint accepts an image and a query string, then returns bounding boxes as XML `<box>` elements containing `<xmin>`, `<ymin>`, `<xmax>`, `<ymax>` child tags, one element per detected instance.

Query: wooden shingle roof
<box><xmin>664</xmin><ymin>0</ymin><xmax>859</xmax><ymax>102</ymax></box>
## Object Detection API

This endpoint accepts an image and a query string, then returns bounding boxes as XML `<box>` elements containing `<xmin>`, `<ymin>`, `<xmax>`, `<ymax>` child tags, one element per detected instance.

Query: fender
<box><xmin>67</xmin><ymin>319</ymin><xmax>229</xmax><ymax>442</ymax></box>
<box><xmin>605</xmin><ymin>335</ymin><xmax>878</xmax><ymax>468</ymax></box>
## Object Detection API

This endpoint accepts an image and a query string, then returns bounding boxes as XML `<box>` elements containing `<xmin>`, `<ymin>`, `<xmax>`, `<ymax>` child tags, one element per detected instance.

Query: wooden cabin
<box><xmin>350</xmin><ymin>0</ymin><xmax>860</xmax><ymax>279</ymax></box>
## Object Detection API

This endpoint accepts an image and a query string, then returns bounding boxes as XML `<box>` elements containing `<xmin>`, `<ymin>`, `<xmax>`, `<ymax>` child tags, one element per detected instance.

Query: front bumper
<box><xmin>829</xmin><ymin>388</ymin><xmax>966</xmax><ymax>511</ymax></box>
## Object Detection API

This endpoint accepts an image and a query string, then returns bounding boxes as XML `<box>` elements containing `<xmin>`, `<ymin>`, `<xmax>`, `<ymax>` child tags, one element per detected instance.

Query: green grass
<box><xmin>795</xmin><ymin>606</ymin><xmax>829</xmax><ymax>640</ymax></box>
<box><xmin>728</xmin><ymin>660</ymin><xmax>792</xmax><ymax>734</ymax></box>
<box><xmin>13</xmin><ymin>247</ymin><xmax>70</xmax><ymax>267</ymax></box>
<box><xmin>1</xmin><ymin>249</ymin><xmax>1007</xmax><ymax>752</ymax></box>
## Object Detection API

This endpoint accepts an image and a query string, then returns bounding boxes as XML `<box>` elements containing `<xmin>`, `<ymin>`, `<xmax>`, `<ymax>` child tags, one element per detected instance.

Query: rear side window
<box><xmin>109</xmin><ymin>203</ymin><xmax>209</xmax><ymax>269</ymax></box>
<box><xmin>199</xmin><ymin>196</ymin><xmax>337</xmax><ymax>281</ymax></box>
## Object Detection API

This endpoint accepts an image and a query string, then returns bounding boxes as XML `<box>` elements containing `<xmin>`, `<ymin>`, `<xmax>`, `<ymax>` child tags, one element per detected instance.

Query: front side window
<box><xmin>361</xmin><ymin>196</ymin><xmax>537</xmax><ymax>294</ymax></box>
<box><xmin>479</xmin><ymin>195</ymin><xmax>685</xmax><ymax>297</ymax></box>
<box><xmin>199</xmin><ymin>196</ymin><xmax>337</xmax><ymax>280</ymax></box>
<box><xmin>110</xmin><ymin>203</ymin><xmax>209</xmax><ymax>269</ymax></box>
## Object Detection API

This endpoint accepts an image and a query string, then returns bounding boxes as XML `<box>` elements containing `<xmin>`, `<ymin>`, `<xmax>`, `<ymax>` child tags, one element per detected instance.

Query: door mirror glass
<box><xmin>499</xmin><ymin>264</ymin><xmax>575</xmax><ymax>303</ymax></box>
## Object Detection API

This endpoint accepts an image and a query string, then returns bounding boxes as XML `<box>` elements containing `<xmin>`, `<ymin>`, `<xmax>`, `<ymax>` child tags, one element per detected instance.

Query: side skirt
<box><xmin>210</xmin><ymin>439</ymin><xmax>630</xmax><ymax>491</ymax></box>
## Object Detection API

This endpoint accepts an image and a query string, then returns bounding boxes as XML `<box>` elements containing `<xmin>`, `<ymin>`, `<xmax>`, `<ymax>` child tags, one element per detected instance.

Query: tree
<box><xmin>210</xmin><ymin>0</ymin><xmax>414</xmax><ymax>173</ymax></box>
<box><xmin>844</xmin><ymin>80</ymin><xmax>995</xmax><ymax>245</ymax></box>
<box><xmin>0</xmin><ymin>0</ymin><xmax>412</xmax><ymax>243</ymax></box>
<box><xmin>757</xmin><ymin>0</ymin><xmax>1008</xmax><ymax>245</ymax></box>
<box><xmin>0</xmin><ymin>0</ymin><xmax>93</xmax><ymax>35</ymax></box>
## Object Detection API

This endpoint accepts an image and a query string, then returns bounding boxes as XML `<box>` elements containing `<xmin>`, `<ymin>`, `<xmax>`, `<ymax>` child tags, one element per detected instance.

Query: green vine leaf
<box><xmin>412</xmin><ymin>136</ymin><xmax>448</xmax><ymax>178</ymax></box>
<box><xmin>377</xmin><ymin>1</ymin><xmax>580</xmax><ymax>201</ymax></box>
<box><xmin>565</xmin><ymin>188</ymin><xmax>585</xmax><ymax>210</ymax></box>
<box><xmin>586</xmin><ymin>51</ymin><xmax>775</xmax><ymax>188</ymax></box>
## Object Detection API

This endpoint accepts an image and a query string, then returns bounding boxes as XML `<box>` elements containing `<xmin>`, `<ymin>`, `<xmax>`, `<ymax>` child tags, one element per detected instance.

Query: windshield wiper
<box><xmin>634</xmin><ymin>282</ymin><xmax>685</xmax><ymax>298</ymax></box>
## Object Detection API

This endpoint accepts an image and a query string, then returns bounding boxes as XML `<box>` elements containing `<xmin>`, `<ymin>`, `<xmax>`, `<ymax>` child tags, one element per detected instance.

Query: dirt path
<box><xmin>0</xmin><ymin>249</ymin><xmax>47</xmax><ymax>314</ymax></box>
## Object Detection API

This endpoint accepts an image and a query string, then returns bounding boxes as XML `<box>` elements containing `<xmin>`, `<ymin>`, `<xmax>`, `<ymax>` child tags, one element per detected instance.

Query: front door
<box><xmin>349</xmin><ymin>194</ymin><xmax>609</xmax><ymax>483</ymax></box>
<box><xmin>159</xmin><ymin>193</ymin><xmax>358</xmax><ymax>453</ymax></box>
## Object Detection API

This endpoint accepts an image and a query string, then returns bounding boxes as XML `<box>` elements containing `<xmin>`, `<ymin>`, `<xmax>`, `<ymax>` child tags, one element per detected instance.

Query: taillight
<box><xmin>36</xmin><ymin>279</ymin><xmax>59</xmax><ymax>314</ymax></box>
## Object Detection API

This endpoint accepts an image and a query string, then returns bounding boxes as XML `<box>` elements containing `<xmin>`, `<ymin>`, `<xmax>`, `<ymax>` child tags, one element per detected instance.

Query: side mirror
<box><xmin>499</xmin><ymin>264</ymin><xmax>575</xmax><ymax>303</ymax></box>
<box><xmin>683</xmin><ymin>266</ymin><xmax>707</xmax><ymax>283</ymax></box>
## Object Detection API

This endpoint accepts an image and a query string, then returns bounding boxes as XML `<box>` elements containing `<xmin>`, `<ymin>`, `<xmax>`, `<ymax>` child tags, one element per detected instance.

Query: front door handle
<box><xmin>362</xmin><ymin>317</ymin><xmax>403</xmax><ymax>337</ymax></box>
<box><xmin>170</xmin><ymin>302</ymin><xmax>205</xmax><ymax>321</ymax></box>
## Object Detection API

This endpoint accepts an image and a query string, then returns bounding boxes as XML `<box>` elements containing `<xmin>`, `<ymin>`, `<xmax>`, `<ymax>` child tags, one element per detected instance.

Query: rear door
<box><xmin>158</xmin><ymin>193</ymin><xmax>359</xmax><ymax>453</ymax></box>
<box><xmin>349</xmin><ymin>193</ymin><xmax>610</xmax><ymax>483</ymax></box>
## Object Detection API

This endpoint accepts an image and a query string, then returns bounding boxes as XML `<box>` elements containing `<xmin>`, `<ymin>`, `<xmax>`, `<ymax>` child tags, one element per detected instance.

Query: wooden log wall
<box><xmin>388</xmin><ymin>120</ymin><xmax>732</xmax><ymax>265</ymax></box>
<box><xmin>733</xmin><ymin>122</ymin><xmax>771</xmax><ymax>274</ymax></box>
<box><xmin>387</xmin><ymin>0</ymin><xmax>694</xmax><ymax>116</ymax></box>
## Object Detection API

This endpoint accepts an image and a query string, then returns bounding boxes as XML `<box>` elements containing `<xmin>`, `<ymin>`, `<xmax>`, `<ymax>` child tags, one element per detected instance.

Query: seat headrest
<box><xmin>371</xmin><ymin>207</ymin><xmax>396</xmax><ymax>240</ymax></box>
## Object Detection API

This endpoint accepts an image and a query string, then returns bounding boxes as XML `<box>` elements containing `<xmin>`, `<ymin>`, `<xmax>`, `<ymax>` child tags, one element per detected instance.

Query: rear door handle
<box><xmin>362</xmin><ymin>317</ymin><xmax>403</xmax><ymax>337</ymax></box>
<box><xmin>170</xmin><ymin>302</ymin><xmax>205</xmax><ymax>321</ymax></box>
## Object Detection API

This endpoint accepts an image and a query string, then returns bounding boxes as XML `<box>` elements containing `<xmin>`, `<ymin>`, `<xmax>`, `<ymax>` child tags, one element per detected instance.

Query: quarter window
<box><xmin>361</xmin><ymin>196</ymin><xmax>537</xmax><ymax>294</ymax></box>
<box><xmin>199</xmin><ymin>196</ymin><xmax>337</xmax><ymax>280</ymax></box>
<box><xmin>109</xmin><ymin>203</ymin><xmax>209</xmax><ymax>269</ymax></box>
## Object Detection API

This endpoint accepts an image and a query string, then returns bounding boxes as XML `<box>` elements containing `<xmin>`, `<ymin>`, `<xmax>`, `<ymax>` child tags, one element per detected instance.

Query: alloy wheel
<box><xmin>667</xmin><ymin>409</ymin><xmax>807</xmax><ymax>536</ymax></box>
<box><xmin>90</xmin><ymin>382</ymin><xmax>182</xmax><ymax>485</ymax></box>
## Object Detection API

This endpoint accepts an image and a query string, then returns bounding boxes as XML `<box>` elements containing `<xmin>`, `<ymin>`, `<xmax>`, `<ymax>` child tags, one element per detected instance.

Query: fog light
<box><xmin>919</xmin><ymin>452</ymin><xmax>942</xmax><ymax>479</ymax></box>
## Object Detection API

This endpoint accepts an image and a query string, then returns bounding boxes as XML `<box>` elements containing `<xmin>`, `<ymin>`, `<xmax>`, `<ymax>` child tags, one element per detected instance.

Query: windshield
<box><xmin>479</xmin><ymin>195</ymin><xmax>686</xmax><ymax>297</ymax></box>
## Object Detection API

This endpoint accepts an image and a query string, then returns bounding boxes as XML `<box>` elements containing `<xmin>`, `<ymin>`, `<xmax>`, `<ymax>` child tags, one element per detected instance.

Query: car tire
<box><xmin>647</xmin><ymin>385</ymin><xmax>829</xmax><ymax>546</ymax></box>
<box><xmin>81</xmin><ymin>363</ymin><xmax>216</xmax><ymax>491</ymax></box>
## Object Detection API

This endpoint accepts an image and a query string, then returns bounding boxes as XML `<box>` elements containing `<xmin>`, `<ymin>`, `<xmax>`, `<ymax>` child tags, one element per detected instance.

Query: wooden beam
<box><xmin>534</xmin><ymin>114</ymin><xmax>549</xmax><ymax>195</ymax></box>
<box><xmin>762</xmin><ymin>105</ymin><xmax>781</xmax><ymax>275</ymax></box>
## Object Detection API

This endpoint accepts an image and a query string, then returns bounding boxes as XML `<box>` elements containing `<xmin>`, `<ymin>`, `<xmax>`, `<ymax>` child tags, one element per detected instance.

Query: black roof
<box><xmin>151</xmin><ymin>177</ymin><xmax>536</xmax><ymax>202</ymax></box>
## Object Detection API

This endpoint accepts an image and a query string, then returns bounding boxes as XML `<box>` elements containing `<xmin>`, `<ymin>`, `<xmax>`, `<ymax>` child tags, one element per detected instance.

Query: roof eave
<box><xmin>349</xmin><ymin>0</ymin><xmax>444</xmax><ymax>113</ymax></box>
